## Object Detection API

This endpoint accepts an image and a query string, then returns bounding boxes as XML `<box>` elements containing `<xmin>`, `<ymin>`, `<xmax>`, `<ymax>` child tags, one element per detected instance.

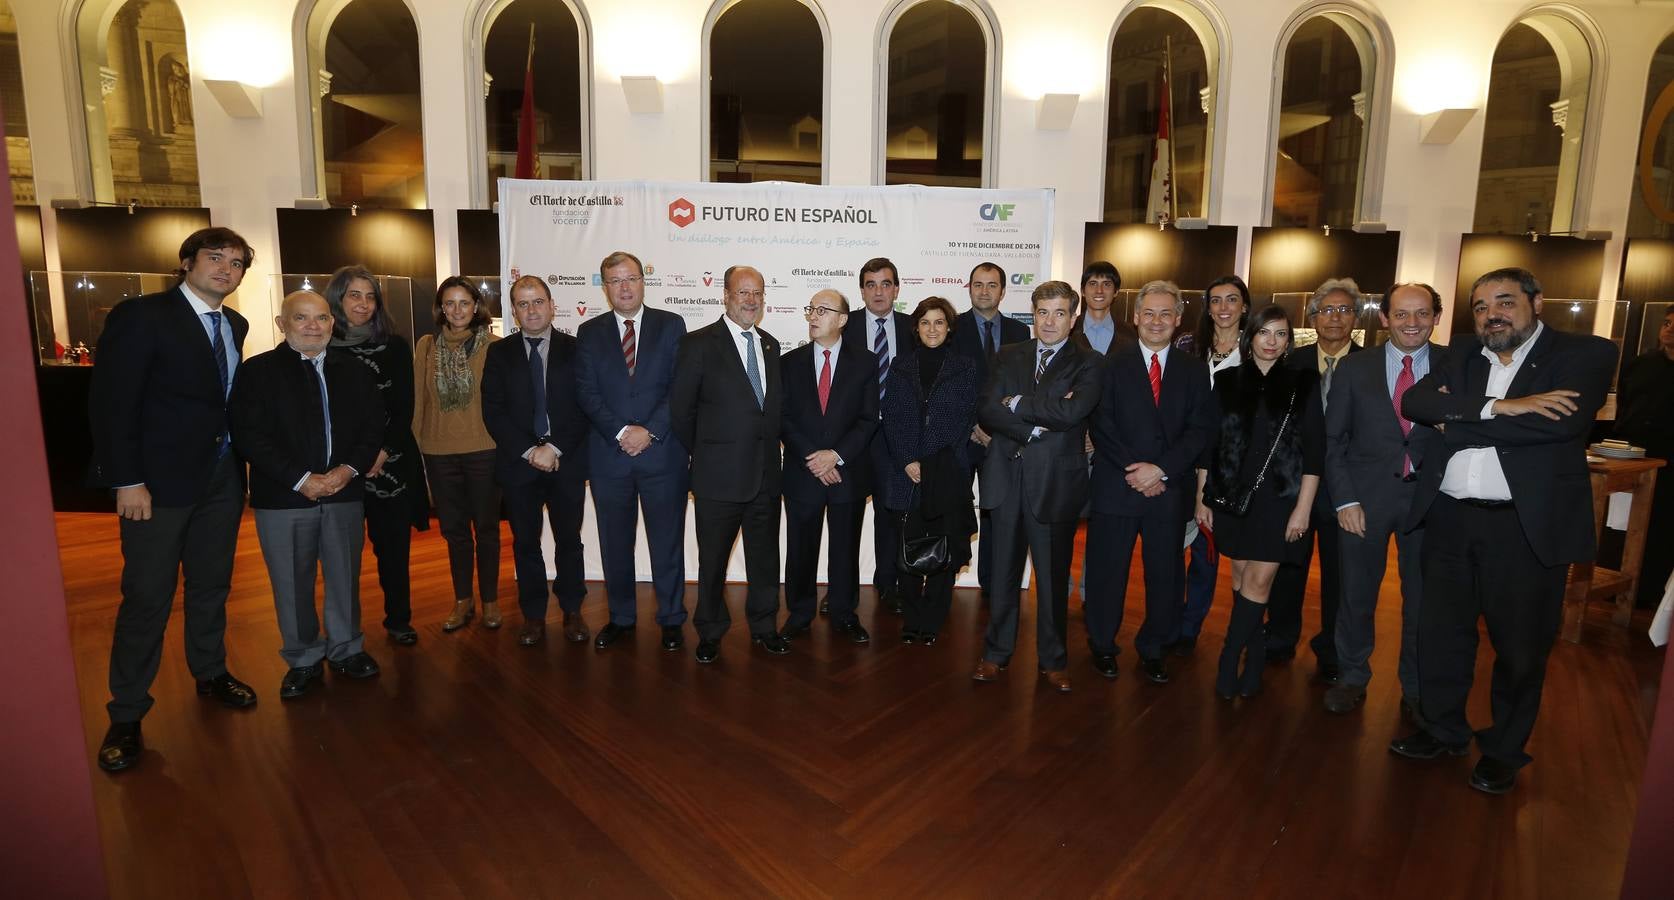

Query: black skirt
<box><xmin>1212</xmin><ymin>477</ymin><xmax>1309</xmax><ymax>564</ymax></box>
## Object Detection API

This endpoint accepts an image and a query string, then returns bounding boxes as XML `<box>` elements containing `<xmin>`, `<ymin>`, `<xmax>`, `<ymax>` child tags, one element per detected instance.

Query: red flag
<box><xmin>1145</xmin><ymin>65</ymin><xmax>1173</xmax><ymax>225</ymax></box>
<box><xmin>514</xmin><ymin>24</ymin><xmax>537</xmax><ymax>179</ymax></box>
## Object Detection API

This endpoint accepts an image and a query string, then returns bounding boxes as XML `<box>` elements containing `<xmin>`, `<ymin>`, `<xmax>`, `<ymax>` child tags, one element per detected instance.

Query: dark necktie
<box><xmin>207</xmin><ymin>311</ymin><xmax>230</xmax><ymax>458</ymax></box>
<box><xmin>874</xmin><ymin>317</ymin><xmax>889</xmax><ymax>401</ymax></box>
<box><xmin>527</xmin><ymin>336</ymin><xmax>548</xmax><ymax>437</ymax></box>
<box><xmin>741</xmin><ymin>331</ymin><xmax>765</xmax><ymax>409</ymax></box>
<box><xmin>1036</xmin><ymin>347</ymin><xmax>1055</xmax><ymax>383</ymax></box>
<box><xmin>1323</xmin><ymin>354</ymin><xmax>1339</xmax><ymax>412</ymax></box>
<box><xmin>311</xmin><ymin>356</ymin><xmax>332</xmax><ymax>467</ymax></box>
<box><xmin>985</xmin><ymin>319</ymin><xmax>997</xmax><ymax>358</ymax></box>
<box><xmin>622</xmin><ymin>318</ymin><xmax>637</xmax><ymax>377</ymax></box>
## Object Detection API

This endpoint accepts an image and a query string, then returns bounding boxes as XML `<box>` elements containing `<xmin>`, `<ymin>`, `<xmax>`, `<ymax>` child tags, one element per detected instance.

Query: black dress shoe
<box><xmin>1265</xmin><ymin>646</ymin><xmax>1296</xmax><ymax>664</ymax></box>
<box><xmin>386</xmin><ymin>626</ymin><xmax>418</xmax><ymax>646</ymax></box>
<box><xmin>1388</xmin><ymin>730</ymin><xmax>1469</xmax><ymax>760</ymax></box>
<box><xmin>819</xmin><ymin>596</ymin><xmax>830</xmax><ymax>615</ymax></box>
<box><xmin>594</xmin><ymin>621</ymin><xmax>635</xmax><ymax>649</ymax></box>
<box><xmin>695</xmin><ymin>640</ymin><xmax>720</xmax><ymax>663</ymax></box>
<box><xmin>327</xmin><ymin>652</ymin><xmax>380</xmax><ymax>679</ymax></box>
<box><xmin>900</xmin><ymin>630</ymin><xmax>918</xmax><ymax>645</ymax></box>
<box><xmin>1092</xmin><ymin>654</ymin><xmax>1118</xmax><ymax>679</ymax></box>
<box><xmin>918</xmin><ymin>632</ymin><xmax>938</xmax><ymax>646</ymax></box>
<box><xmin>661</xmin><ymin>626</ymin><xmax>684</xmax><ymax>651</ymax></box>
<box><xmin>1170</xmin><ymin>636</ymin><xmax>1197</xmax><ymax>657</ymax></box>
<box><xmin>1469</xmin><ymin>757</ymin><xmax>1518</xmax><ymax>795</ymax></box>
<box><xmin>753</xmin><ymin>632</ymin><xmax>791</xmax><ymax>655</ymax></box>
<box><xmin>837</xmin><ymin>621</ymin><xmax>870</xmax><ymax>644</ymax></box>
<box><xmin>280</xmin><ymin>664</ymin><xmax>323</xmax><ymax>700</ymax></box>
<box><xmin>196</xmin><ymin>672</ymin><xmax>258</xmax><ymax>709</ymax></box>
<box><xmin>97</xmin><ymin>721</ymin><xmax>143</xmax><ymax>772</ymax></box>
<box><xmin>1317</xmin><ymin>663</ymin><xmax>1342</xmax><ymax>685</ymax></box>
<box><xmin>779</xmin><ymin>622</ymin><xmax>812</xmax><ymax>641</ymax></box>
<box><xmin>1140</xmin><ymin>657</ymin><xmax>1170</xmax><ymax>684</ymax></box>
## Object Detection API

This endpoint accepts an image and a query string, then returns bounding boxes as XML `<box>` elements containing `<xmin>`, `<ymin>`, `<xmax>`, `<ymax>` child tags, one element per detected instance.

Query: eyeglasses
<box><xmin>605</xmin><ymin>275</ymin><xmax>643</xmax><ymax>287</ymax></box>
<box><xmin>804</xmin><ymin>306</ymin><xmax>844</xmax><ymax>318</ymax></box>
<box><xmin>1316</xmin><ymin>304</ymin><xmax>1356</xmax><ymax>316</ymax></box>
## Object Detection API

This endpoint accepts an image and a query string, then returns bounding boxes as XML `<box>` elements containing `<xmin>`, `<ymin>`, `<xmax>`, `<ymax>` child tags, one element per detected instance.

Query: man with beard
<box><xmin>1390</xmin><ymin>267</ymin><xmax>1617</xmax><ymax>794</ymax></box>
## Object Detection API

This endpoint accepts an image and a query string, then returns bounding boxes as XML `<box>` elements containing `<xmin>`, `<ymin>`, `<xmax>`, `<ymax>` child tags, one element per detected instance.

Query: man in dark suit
<box><xmin>1322</xmin><ymin>283</ymin><xmax>1449</xmax><ymax>715</ymax></box>
<box><xmin>1084</xmin><ymin>281</ymin><xmax>1216</xmax><ymax>684</ymax></box>
<box><xmin>951</xmin><ymin>261</ymin><xmax>1029</xmax><ymax>598</ymax></box>
<box><xmin>1390</xmin><ymin>267</ymin><xmax>1617</xmax><ymax>794</ymax></box>
<box><xmin>780</xmin><ymin>289</ymin><xmax>878</xmax><ymax>644</ymax></box>
<box><xmin>973</xmin><ymin>281</ymin><xmax>1103</xmax><ymax>692</ymax></box>
<box><xmin>575</xmin><ymin>250</ymin><xmax>689</xmax><ymax>652</ymax></box>
<box><xmin>230</xmin><ymin>290</ymin><xmax>385</xmax><ymax>699</ymax></box>
<box><xmin>1267</xmin><ymin>277</ymin><xmax>1366</xmax><ymax>679</ymax></box>
<box><xmin>672</xmin><ymin>265</ymin><xmax>786</xmax><ymax>663</ymax></box>
<box><xmin>844</xmin><ymin>257</ymin><xmax>917</xmax><ymax>615</ymax></box>
<box><xmin>87</xmin><ymin>227</ymin><xmax>258</xmax><ymax>772</ymax></box>
<box><xmin>481</xmin><ymin>276</ymin><xmax>591</xmax><ymax>647</ymax></box>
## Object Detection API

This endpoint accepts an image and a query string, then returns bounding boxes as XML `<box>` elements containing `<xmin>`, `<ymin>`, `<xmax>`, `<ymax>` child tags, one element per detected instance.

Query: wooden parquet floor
<box><xmin>56</xmin><ymin>511</ymin><xmax>1660</xmax><ymax>899</ymax></box>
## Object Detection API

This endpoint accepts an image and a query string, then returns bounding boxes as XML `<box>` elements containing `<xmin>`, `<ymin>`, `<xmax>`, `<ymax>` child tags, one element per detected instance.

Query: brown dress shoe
<box><xmin>442</xmin><ymin>600</ymin><xmax>474</xmax><ymax>632</ymax></box>
<box><xmin>481</xmin><ymin>602</ymin><xmax>502</xmax><ymax>629</ymax></box>
<box><xmin>1041</xmin><ymin>670</ymin><xmax>1072</xmax><ymax>693</ymax></box>
<box><xmin>563</xmin><ymin>614</ymin><xmax>590</xmax><ymax>643</ymax></box>
<box><xmin>971</xmin><ymin>659</ymin><xmax>1005</xmax><ymax>682</ymax></box>
<box><xmin>518</xmin><ymin>621</ymin><xmax>545</xmax><ymax>646</ymax></box>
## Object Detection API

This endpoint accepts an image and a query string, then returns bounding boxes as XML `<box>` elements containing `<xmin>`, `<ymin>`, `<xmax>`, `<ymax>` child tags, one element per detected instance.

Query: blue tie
<box><xmin>207</xmin><ymin>311</ymin><xmax>230</xmax><ymax>458</ymax></box>
<box><xmin>527</xmin><ymin>337</ymin><xmax>548</xmax><ymax>437</ymax></box>
<box><xmin>985</xmin><ymin>319</ymin><xmax>997</xmax><ymax>358</ymax></box>
<box><xmin>874</xmin><ymin>317</ymin><xmax>889</xmax><ymax>401</ymax></box>
<box><xmin>742</xmin><ymin>330</ymin><xmax>764</xmax><ymax>409</ymax></box>
<box><xmin>311</xmin><ymin>356</ymin><xmax>333</xmax><ymax>466</ymax></box>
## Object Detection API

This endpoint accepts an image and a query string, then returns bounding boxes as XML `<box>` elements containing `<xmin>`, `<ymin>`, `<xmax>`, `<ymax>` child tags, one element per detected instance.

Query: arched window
<box><xmin>479</xmin><ymin>0</ymin><xmax>587</xmax><ymax>200</ymax></box>
<box><xmin>1627</xmin><ymin>32</ymin><xmax>1674</xmax><ymax>239</ymax></box>
<box><xmin>301</xmin><ymin>0</ymin><xmax>425</xmax><ymax>209</ymax></box>
<box><xmin>1474</xmin><ymin>15</ymin><xmax>1596</xmax><ymax>235</ymax></box>
<box><xmin>1103</xmin><ymin>3</ymin><xmax>1219</xmax><ymax>223</ymax></box>
<box><xmin>75</xmin><ymin>0</ymin><xmax>201</xmax><ymax>207</ymax></box>
<box><xmin>707</xmin><ymin>0</ymin><xmax>826</xmax><ymax>184</ymax></box>
<box><xmin>0</xmin><ymin>1</ymin><xmax>32</xmax><ymax>206</ymax></box>
<box><xmin>880</xmin><ymin>0</ymin><xmax>997</xmax><ymax>187</ymax></box>
<box><xmin>1270</xmin><ymin>10</ymin><xmax>1384</xmax><ymax>228</ymax></box>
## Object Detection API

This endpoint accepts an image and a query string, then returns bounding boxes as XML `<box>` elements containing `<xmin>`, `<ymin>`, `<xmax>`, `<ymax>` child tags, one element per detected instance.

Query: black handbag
<box><xmin>1205</xmin><ymin>391</ymin><xmax>1295</xmax><ymax>517</ymax></box>
<box><xmin>897</xmin><ymin>486</ymin><xmax>952</xmax><ymax>575</ymax></box>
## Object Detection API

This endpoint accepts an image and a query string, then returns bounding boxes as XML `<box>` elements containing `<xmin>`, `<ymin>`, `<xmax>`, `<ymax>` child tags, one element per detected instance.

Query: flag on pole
<box><xmin>514</xmin><ymin>24</ymin><xmax>538</xmax><ymax>179</ymax></box>
<box><xmin>1145</xmin><ymin>66</ymin><xmax>1173</xmax><ymax>225</ymax></box>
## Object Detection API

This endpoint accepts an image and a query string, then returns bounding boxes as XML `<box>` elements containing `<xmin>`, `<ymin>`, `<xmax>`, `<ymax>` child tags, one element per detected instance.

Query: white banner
<box><xmin>498</xmin><ymin>180</ymin><xmax>1054</xmax><ymax>586</ymax></box>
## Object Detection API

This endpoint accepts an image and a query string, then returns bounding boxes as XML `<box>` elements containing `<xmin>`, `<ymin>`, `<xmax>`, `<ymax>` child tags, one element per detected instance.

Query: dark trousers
<box><xmin>1084</xmin><ymin>509</ymin><xmax>1187</xmax><ymax>660</ymax></box>
<box><xmin>1268</xmin><ymin>505</ymin><xmax>1343</xmax><ymax>664</ymax></box>
<box><xmin>867</xmin><ymin>435</ymin><xmax>899</xmax><ymax>599</ymax></box>
<box><xmin>1179</xmin><ymin>525</ymin><xmax>1218</xmax><ymax>639</ymax></box>
<box><xmin>107</xmin><ymin>452</ymin><xmax>243</xmax><ymax>723</ymax></box>
<box><xmin>1418</xmin><ymin>495</ymin><xmax>1567</xmax><ymax>768</ymax></box>
<box><xmin>591</xmin><ymin>459</ymin><xmax>688</xmax><ymax>627</ymax></box>
<box><xmin>898</xmin><ymin>502</ymin><xmax>957</xmax><ymax>634</ymax></box>
<box><xmin>1635</xmin><ymin>463</ymin><xmax>1674</xmax><ymax>607</ymax></box>
<box><xmin>363</xmin><ymin>493</ymin><xmax>414</xmax><ymax>630</ymax></box>
<box><xmin>503</xmin><ymin>472</ymin><xmax>586</xmax><ymax>621</ymax></box>
<box><xmin>984</xmin><ymin>482</ymin><xmax>1077</xmax><ymax>671</ymax></box>
<box><xmin>425</xmin><ymin>451</ymin><xmax>501</xmax><ymax>603</ymax></box>
<box><xmin>784</xmin><ymin>495</ymin><xmax>863</xmax><ymax>628</ymax></box>
<box><xmin>1335</xmin><ymin>490</ymin><xmax>1424</xmax><ymax>696</ymax></box>
<box><xmin>693</xmin><ymin>489</ymin><xmax>782</xmax><ymax>642</ymax></box>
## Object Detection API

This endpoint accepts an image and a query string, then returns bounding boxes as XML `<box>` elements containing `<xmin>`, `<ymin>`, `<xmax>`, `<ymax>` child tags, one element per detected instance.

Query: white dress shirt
<box><xmin>721</xmin><ymin>314</ymin><xmax>768</xmax><ymax>393</ymax></box>
<box><xmin>1438</xmin><ymin>322</ymin><xmax>1545</xmax><ymax>502</ymax></box>
<box><xmin>813</xmin><ymin>338</ymin><xmax>841</xmax><ymax>381</ymax></box>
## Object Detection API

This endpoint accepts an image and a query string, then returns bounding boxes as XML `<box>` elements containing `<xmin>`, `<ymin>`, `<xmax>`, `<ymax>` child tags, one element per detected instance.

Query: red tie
<box><xmin>1149</xmin><ymin>352</ymin><xmax>1162</xmax><ymax>406</ymax></box>
<box><xmin>1393</xmin><ymin>354</ymin><xmax>1415</xmax><ymax>476</ymax></box>
<box><xmin>622</xmin><ymin>318</ymin><xmax>637</xmax><ymax>376</ymax></box>
<box><xmin>818</xmin><ymin>349</ymin><xmax>832</xmax><ymax>413</ymax></box>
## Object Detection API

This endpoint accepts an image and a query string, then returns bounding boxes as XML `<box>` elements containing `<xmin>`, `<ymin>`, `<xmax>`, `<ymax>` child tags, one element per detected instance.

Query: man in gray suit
<box><xmin>1322</xmin><ymin>283</ymin><xmax>1448</xmax><ymax>714</ymax></box>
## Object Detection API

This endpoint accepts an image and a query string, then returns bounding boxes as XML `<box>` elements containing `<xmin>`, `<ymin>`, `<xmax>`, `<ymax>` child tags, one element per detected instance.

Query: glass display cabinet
<box><xmin>28</xmin><ymin>270</ymin><xmax>178</xmax><ymax>365</ymax></box>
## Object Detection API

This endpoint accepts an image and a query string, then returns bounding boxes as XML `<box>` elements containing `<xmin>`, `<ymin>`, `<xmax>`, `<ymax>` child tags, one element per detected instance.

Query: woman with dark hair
<box><xmin>881</xmin><ymin>296</ymin><xmax>978</xmax><ymax>645</ymax></box>
<box><xmin>1169</xmin><ymin>275</ymin><xmax>1250</xmax><ymax>654</ymax></box>
<box><xmin>324</xmin><ymin>265</ymin><xmax>430</xmax><ymax>644</ymax></box>
<box><xmin>1194</xmin><ymin>305</ymin><xmax>1324</xmax><ymax>698</ymax></box>
<box><xmin>412</xmin><ymin>276</ymin><xmax>502</xmax><ymax>632</ymax></box>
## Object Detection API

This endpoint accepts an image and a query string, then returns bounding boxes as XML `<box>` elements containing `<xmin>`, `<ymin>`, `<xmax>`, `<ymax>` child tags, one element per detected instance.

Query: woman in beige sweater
<box><xmin>414</xmin><ymin>277</ymin><xmax>502</xmax><ymax>631</ymax></box>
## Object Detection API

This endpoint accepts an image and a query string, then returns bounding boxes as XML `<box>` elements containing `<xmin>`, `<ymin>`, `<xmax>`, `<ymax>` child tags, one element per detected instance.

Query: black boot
<box><xmin>1216</xmin><ymin>589</ymin><xmax>1254</xmax><ymax>699</ymax></box>
<box><xmin>1238</xmin><ymin>598</ymin><xmax>1269</xmax><ymax>697</ymax></box>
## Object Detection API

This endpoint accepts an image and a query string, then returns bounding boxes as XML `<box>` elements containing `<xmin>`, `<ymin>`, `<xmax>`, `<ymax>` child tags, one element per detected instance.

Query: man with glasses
<box><xmin>1268</xmin><ymin>277</ymin><xmax>1365</xmax><ymax>681</ymax></box>
<box><xmin>779</xmin><ymin>290</ymin><xmax>878</xmax><ymax>644</ymax></box>
<box><xmin>576</xmin><ymin>250</ymin><xmax>690</xmax><ymax>651</ymax></box>
<box><xmin>844</xmin><ymin>258</ymin><xmax>917</xmax><ymax>616</ymax></box>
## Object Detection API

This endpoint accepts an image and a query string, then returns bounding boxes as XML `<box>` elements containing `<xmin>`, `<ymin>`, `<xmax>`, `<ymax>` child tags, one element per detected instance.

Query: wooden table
<box><xmin>1563</xmin><ymin>455</ymin><xmax>1666</xmax><ymax>642</ymax></box>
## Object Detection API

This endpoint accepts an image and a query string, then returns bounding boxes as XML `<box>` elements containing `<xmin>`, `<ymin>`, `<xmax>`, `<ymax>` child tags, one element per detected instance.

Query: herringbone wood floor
<box><xmin>56</xmin><ymin>512</ymin><xmax>1660</xmax><ymax>898</ymax></box>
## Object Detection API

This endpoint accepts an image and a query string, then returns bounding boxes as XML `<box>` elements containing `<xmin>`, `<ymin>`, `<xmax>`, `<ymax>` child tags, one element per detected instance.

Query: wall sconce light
<box><xmin>1352</xmin><ymin>221</ymin><xmax>1388</xmax><ymax>234</ymax></box>
<box><xmin>1035</xmin><ymin>93</ymin><xmax>1079</xmax><ymax>131</ymax></box>
<box><xmin>621</xmin><ymin>76</ymin><xmax>664</xmax><ymax>114</ymax></box>
<box><xmin>203</xmin><ymin>79</ymin><xmax>264</xmax><ymax>118</ymax></box>
<box><xmin>1174</xmin><ymin>217</ymin><xmax>1209</xmax><ymax>230</ymax></box>
<box><xmin>1418</xmin><ymin>108</ymin><xmax>1478</xmax><ymax>145</ymax></box>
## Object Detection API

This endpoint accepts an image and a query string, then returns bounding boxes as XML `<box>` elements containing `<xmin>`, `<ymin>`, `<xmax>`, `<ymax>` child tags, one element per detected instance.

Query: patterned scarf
<box><xmin>436</xmin><ymin>325</ymin><xmax>488</xmax><ymax>411</ymax></box>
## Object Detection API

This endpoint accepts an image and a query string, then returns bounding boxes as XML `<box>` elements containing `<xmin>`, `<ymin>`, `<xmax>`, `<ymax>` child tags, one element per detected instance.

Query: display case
<box><xmin>28</xmin><ymin>270</ymin><xmax>178</xmax><ymax>365</ymax></box>
<box><xmin>271</xmin><ymin>273</ymin><xmax>415</xmax><ymax>344</ymax></box>
<box><xmin>1111</xmin><ymin>287</ymin><xmax>1205</xmax><ymax>330</ymax></box>
<box><xmin>1264</xmin><ymin>291</ymin><xmax>1385</xmax><ymax>349</ymax></box>
<box><xmin>461</xmin><ymin>275</ymin><xmax>506</xmax><ymax>331</ymax></box>
<box><xmin>1633</xmin><ymin>301</ymin><xmax>1671</xmax><ymax>356</ymax></box>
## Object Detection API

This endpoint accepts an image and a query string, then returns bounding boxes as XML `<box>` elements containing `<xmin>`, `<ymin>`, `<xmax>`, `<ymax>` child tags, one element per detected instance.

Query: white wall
<box><xmin>13</xmin><ymin>0</ymin><xmax>1674</xmax><ymax>353</ymax></box>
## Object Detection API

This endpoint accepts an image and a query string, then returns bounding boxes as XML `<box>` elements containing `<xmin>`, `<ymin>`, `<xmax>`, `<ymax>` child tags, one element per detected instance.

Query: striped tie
<box><xmin>207</xmin><ymin>311</ymin><xmax>230</xmax><ymax>458</ymax></box>
<box><xmin>622</xmin><ymin>318</ymin><xmax>637</xmax><ymax>377</ymax></box>
<box><xmin>874</xmin><ymin>317</ymin><xmax>889</xmax><ymax>401</ymax></box>
<box><xmin>1035</xmin><ymin>347</ymin><xmax>1055</xmax><ymax>383</ymax></box>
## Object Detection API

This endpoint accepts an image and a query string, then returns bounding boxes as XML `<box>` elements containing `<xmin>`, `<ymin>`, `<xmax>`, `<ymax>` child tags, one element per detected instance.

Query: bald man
<box><xmin>229</xmin><ymin>291</ymin><xmax>386</xmax><ymax>700</ymax></box>
<box><xmin>779</xmin><ymin>289</ymin><xmax>879</xmax><ymax>643</ymax></box>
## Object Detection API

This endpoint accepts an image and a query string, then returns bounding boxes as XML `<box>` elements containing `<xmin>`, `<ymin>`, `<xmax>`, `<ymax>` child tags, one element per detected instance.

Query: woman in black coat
<box><xmin>1194</xmin><ymin>305</ymin><xmax>1324</xmax><ymax>699</ymax></box>
<box><xmin>881</xmin><ymin>297</ymin><xmax>979</xmax><ymax>644</ymax></box>
<box><xmin>325</xmin><ymin>266</ymin><xmax>431</xmax><ymax>645</ymax></box>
